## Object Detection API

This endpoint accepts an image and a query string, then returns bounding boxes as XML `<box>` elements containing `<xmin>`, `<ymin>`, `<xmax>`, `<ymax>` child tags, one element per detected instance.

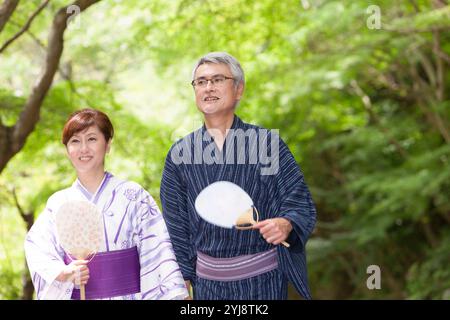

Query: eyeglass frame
<box><xmin>191</xmin><ymin>74</ymin><xmax>235</xmax><ymax>88</ymax></box>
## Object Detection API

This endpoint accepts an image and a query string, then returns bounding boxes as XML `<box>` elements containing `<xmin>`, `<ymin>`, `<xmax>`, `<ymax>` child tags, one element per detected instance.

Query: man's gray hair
<box><xmin>192</xmin><ymin>52</ymin><xmax>245</xmax><ymax>87</ymax></box>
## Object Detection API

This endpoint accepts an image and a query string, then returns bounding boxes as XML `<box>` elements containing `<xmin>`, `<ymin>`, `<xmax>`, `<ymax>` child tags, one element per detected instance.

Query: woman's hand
<box><xmin>56</xmin><ymin>260</ymin><xmax>90</xmax><ymax>285</ymax></box>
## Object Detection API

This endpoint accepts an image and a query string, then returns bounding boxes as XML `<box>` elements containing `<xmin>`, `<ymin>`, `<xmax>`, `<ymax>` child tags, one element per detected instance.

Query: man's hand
<box><xmin>253</xmin><ymin>217</ymin><xmax>293</xmax><ymax>245</ymax></box>
<box><xmin>184</xmin><ymin>280</ymin><xmax>193</xmax><ymax>300</ymax></box>
<box><xmin>56</xmin><ymin>260</ymin><xmax>90</xmax><ymax>285</ymax></box>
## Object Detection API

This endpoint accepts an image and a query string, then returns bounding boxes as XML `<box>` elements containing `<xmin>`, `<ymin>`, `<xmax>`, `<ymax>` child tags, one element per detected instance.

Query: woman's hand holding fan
<box><xmin>56</xmin><ymin>259</ymin><xmax>90</xmax><ymax>285</ymax></box>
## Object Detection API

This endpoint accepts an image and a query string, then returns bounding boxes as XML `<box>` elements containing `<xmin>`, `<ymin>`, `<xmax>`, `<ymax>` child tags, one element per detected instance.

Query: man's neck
<box><xmin>204</xmin><ymin>113</ymin><xmax>235</xmax><ymax>150</ymax></box>
<box><xmin>77</xmin><ymin>169</ymin><xmax>106</xmax><ymax>194</ymax></box>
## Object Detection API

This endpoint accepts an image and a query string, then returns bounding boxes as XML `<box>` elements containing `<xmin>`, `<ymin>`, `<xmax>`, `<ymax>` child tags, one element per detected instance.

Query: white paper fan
<box><xmin>195</xmin><ymin>181</ymin><xmax>289</xmax><ymax>247</ymax></box>
<box><xmin>194</xmin><ymin>181</ymin><xmax>254</xmax><ymax>229</ymax></box>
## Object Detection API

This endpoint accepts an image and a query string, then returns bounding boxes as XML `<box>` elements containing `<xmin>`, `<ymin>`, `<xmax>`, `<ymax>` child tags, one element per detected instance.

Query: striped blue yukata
<box><xmin>160</xmin><ymin>115</ymin><xmax>316</xmax><ymax>300</ymax></box>
<box><xmin>24</xmin><ymin>172</ymin><xmax>188</xmax><ymax>300</ymax></box>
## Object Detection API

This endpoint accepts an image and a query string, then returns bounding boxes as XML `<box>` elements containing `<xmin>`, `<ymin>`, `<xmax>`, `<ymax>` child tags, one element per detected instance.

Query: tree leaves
<box><xmin>1</xmin><ymin>0</ymin><xmax>449</xmax><ymax>299</ymax></box>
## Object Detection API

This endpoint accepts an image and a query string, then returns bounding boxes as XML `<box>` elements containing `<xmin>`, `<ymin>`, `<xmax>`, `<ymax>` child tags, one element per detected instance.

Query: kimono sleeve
<box><xmin>24</xmin><ymin>205</ymin><xmax>73</xmax><ymax>300</ymax></box>
<box><xmin>135</xmin><ymin>189</ymin><xmax>189</xmax><ymax>300</ymax></box>
<box><xmin>160</xmin><ymin>145</ymin><xmax>196</xmax><ymax>281</ymax></box>
<box><xmin>275</xmin><ymin>137</ymin><xmax>317</xmax><ymax>252</ymax></box>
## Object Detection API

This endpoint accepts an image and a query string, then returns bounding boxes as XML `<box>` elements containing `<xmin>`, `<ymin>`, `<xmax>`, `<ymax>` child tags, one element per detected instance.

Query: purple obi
<box><xmin>64</xmin><ymin>246</ymin><xmax>141</xmax><ymax>300</ymax></box>
<box><xmin>196</xmin><ymin>248</ymin><xmax>278</xmax><ymax>282</ymax></box>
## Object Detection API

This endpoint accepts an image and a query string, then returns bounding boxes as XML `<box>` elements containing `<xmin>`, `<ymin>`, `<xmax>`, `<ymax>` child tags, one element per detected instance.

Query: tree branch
<box><xmin>59</xmin><ymin>62</ymin><xmax>97</xmax><ymax>108</ymax></box>
<box><xmin>10</xmin><ymin>186</ymin><xmax>35</xmax><ymax>300</ymax></box>
<box><xmin>0</xmin><ymin>0</ymin><xmax>102</xmax><ymax>174</ymax></box>
<box><xmin>0</xmin><ymin>0</ymin><xmax>50</xmax><ymax>54</ymax></box>
<box><xmin>0</xmin><ymin>0</ymin><xmax>19</xmax><ymax>33</ymax></box>
<box><xmin>24</xmin><ymin>27</ymin><xmax>46</xmax><ymax>48</ymax></box>
<box><xmin>432</xmin><ymin>0</ymin><xmax>448</xmax><ymax>9</ymax></box>
<box><xmin>409</xmin><ymin>0</ymin><xmax>420</xmax><ymax>12</ymax></box>
<box><xmin>415</xmin><ymin>48</ymin><xmax>437</xmax><ymax>89</ymax></box>
<box><xmin>435</xmin><ymin>47</ymin><xmax>450</xmax><ymax>65</ymax></box>
<box><xmin>12</xmin><ymin>0</ymin><xmax>101</xmax><ymax>152</ymax></box>
<box><xmin>420</xmin><ymin>218</ymin><xmax>439</xmax><ymax>248</ymax></box>
<box><xmin>433</xmin><ymin>31</ymin><xmax>445</xmax><ymax>101</ymax></box>
<box><xmin>10</xmin><ymin>186</ymin><xmax>26</xmax><ymax>220</ymax></box>
<box><xmin>350</xmin><ymin>80</ymin><xmax>409</xmax><ymax>158</ymax></box>
<box><xmin>10</xmin><ymin>186</ymin><xmax>34</xmax><ymax>232</ymax></box>
<box><xmin>407</xmin><ymin>55</ymin><xmax>450</xmax><ymax>144</ymax></box>
<box><xmin>7</xmin><ymin>18</ymin><xmax>47</xmax><ymax>49</ymax></box>
<box><xmin>10</xmin><ymin>24</ymin><xmax>94</xmax><ymax>107</ymax></box>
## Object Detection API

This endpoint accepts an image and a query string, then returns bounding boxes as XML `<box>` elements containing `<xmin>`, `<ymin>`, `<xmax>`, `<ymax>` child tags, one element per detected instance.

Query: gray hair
<box><xmin>191</xmin><ymin>52</ymin><xmax>245</xmax><ymax>87</ymax></box>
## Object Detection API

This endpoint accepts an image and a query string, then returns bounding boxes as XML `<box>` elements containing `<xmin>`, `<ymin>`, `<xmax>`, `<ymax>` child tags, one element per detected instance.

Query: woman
<box><xmin>24</xmin><ymin>108</ymin><xmax>189</xmax><ymax>300</ymax></box>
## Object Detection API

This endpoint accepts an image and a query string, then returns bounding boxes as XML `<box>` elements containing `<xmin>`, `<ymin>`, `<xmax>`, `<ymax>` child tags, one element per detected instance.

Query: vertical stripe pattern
<box><xmin>160</xmin><ymin>116</ymin><xmax>316</xmax><ymax>300</ymax></box>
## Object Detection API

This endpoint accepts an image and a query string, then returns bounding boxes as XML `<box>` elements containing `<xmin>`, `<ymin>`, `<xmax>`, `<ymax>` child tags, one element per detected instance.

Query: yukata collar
<box><xmin>74</xmin><ymin>171</ymin><xmax>113</xmax><ymax>204</ymax></box>
<box><xmin>201</xmin><ymin>115</ymin><xmax>245</xmax><ymax>137</ymax></box>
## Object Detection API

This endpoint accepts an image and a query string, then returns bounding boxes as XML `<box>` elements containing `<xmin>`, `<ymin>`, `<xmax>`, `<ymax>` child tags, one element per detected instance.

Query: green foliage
<box><xmin>0</xmin><ymin>89</ymin><xmax>25</xmax><ymax>126</ymax></box>
<box><xmin>0</xmin><ymin>266</ymin><xmax>22</xmax><ymax>300</ymax></box>
<box><xmin>1</xmin><ymin>0</ymin><xmax>449</xmax><ymax>299</ymax></box>
<box><xmin>0</xmin><ymin>202</ymin><xmax>27</xmax><ymax>300</ymax></box>
<box><xmin>406</xmin><ymin>230</ymin><xmax>450</xmax><ymax>299</ymax></box>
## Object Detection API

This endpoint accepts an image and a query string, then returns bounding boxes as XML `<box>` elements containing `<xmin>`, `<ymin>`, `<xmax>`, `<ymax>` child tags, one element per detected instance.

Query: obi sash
<box><xmin>196</xmin><ymin>248</ymin><xmax>278</xmax><ymax>282</ymax></box>
<box><xmin>64</xmin><ymin>246</ymin><xmax>141</xmax><ymax>300</ymax></box>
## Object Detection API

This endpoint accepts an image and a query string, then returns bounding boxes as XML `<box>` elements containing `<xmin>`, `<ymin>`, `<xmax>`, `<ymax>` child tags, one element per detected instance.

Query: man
<box><xmin>160</xmin><ymin>52</ymin><xmax>316</xmax><ymax>300</ymax></box>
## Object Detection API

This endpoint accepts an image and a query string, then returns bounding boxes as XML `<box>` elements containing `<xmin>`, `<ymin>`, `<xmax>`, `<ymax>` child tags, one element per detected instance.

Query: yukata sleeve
<box><xmin>136</xmin><ymin>189</ymin><xmax>189</xmax><ymax>300</ymax></box>
<box><xmin>160</xmin><ymin>147</ymin><xmax>196</xmax><ymax>282</ymax></box>
<box><xmin>24</xmin><ymin>207</ymin><xmax>73</xmax><ymax>300</ymax></box>
<box><xmin>276</xmin><ymin>138</ymin><xmax>317</xmax><ymax>252</ymax></box>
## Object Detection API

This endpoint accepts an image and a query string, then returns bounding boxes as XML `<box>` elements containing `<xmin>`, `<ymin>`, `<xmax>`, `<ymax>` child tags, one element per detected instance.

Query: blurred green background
<box><xmin>0</xmin><ymin>0</ymin><xmax>449</xmax><ymax>299</ymax></box>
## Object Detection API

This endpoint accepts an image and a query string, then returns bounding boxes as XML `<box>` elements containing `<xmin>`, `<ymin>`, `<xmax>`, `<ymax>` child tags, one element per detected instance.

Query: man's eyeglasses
<box><xmin>191</xmin><ymin>75</ymin><xmax>234</xmax><ymax>88</ymax></box>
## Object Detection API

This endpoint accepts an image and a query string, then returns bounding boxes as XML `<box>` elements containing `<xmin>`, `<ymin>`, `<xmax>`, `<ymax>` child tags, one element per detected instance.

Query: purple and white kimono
<box><xmin>24</xmin><ymin>172</ymin><xmax>188</xmax><ymax>300</ymax></box>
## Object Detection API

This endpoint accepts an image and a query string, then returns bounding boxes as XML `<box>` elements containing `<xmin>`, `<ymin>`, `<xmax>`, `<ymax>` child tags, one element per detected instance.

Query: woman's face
<box><xmin>66</xmin><ymin>125</ymin><xmax>111</xmax><ymax>175</ymax></box>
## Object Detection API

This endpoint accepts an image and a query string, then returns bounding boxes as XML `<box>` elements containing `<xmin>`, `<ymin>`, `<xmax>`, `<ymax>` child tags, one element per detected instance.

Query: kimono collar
<box><xmin>201</xmin><ymin>115</ymin><xmax>245</xmax><ymax>136</ymax></box>
<box><xmin>74</xmin><ymin>171</ymin><xmax>113</xmax><ymax>204</ymax></box>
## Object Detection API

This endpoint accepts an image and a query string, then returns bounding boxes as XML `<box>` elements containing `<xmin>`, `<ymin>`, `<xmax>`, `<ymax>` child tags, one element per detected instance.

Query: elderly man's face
<box><xmin>193</xmin><ymin>63</ymin><xmax>243</xmax><ymax>117</ymax></box>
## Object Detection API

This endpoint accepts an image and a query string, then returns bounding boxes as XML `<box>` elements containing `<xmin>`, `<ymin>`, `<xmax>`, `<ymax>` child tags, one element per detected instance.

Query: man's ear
<box><xmin>235</xmin><ymin>82</ymin><xmax>244</xmax><ymax>101</ymax></box>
